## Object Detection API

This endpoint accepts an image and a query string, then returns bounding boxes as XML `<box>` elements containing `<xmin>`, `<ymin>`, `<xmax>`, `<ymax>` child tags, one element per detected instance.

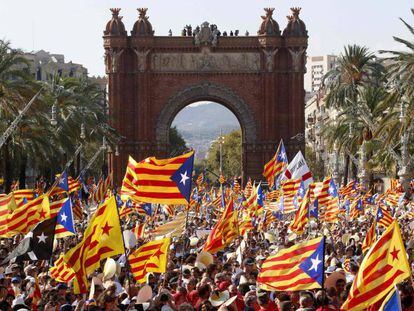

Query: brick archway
<box><xmin>155</xmin><ymin>82</ymin><xmax>257</xmax><ymax>146</ymax></box>
<box><xmin>103</xmin><ymin>8</ymin><xmax>308</xmax><ymax>184</ymax></box>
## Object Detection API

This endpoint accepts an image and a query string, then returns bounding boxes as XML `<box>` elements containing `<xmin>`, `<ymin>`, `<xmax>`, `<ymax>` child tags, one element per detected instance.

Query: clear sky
<box><xmin>1</xmin><ymin>0</ymin><xmax>413</xmax><ymax>76</ymax></box>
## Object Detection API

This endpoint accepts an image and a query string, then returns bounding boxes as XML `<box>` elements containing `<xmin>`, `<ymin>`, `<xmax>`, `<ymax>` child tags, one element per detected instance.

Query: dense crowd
<box><xmin>0</xmin><ymin>179</ymin><xmax>414</xmax><ymax>311</ymax></box>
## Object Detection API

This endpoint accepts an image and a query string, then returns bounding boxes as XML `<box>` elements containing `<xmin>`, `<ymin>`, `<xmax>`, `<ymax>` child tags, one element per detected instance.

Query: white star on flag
<box><xmin>37</xmin><ymin>232</ymin><xmax>47</xmax><ymax>243</ymax></box>
<box><xmin>180</xmin><ymin>171</ymin><xmax>189</xmax><ymax>185</ymax></box>
<box><xmin>309</xmin><ymin>254</ymin><xmax>321</xmax><ymax>272</ymax></box>
<box><xmin>60</xmin><ymin>212</ymin><xmax>68</xmax><ymax>223</ymax></box>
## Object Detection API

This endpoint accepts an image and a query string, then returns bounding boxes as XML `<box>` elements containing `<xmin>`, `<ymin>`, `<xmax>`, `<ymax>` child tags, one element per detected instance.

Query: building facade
<box><xmin>305</xmin><ymin>55</ymin><xmax>337</xmax><ymax>94</ymax></box>
<box><xmin>23</xmin><ymin>50</ymin><xmax>88</xmax><ymax>81</ymax></box>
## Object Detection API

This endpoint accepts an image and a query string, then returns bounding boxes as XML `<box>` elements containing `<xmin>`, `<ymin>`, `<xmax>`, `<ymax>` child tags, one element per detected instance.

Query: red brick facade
<box><xmin>104</xmin><ymin>8</ymin><xmax>308</xmax><ymax>185</ymax></box>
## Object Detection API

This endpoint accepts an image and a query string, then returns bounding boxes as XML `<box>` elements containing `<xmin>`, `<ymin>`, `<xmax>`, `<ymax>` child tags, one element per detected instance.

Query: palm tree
<box><xmin>322</xmin><ymin>44</ymin><xmax>384</xmax><ymax>183</ymax></box>
<box><xmin>0</xmin><ymin>40</ymin><xmax>41</xmax><ymax>192</ymax></box>
<box><xmin>379</xmin><ymin>8</ymin><xmax>414</xmax><ymax>167</ymax></box>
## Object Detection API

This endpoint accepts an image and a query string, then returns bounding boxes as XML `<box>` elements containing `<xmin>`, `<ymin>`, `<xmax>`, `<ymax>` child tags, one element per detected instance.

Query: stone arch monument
<box><xmin>103</xmin><ymin>7</ymin><xmax>308</xmax><ymax>184</ymax></box>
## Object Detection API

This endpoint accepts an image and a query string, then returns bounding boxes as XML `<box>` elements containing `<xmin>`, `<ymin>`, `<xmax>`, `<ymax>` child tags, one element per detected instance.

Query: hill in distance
<box><xmin>172</xmin><ymin>103</ymin><xmax>240</xmax><ymax>158</ymax></box>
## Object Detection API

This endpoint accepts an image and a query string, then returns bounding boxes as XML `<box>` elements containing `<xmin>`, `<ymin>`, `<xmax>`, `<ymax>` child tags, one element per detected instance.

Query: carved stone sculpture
<box><xmin>133</xmin><ymin>48</ymin><xmax>150</xmax><ymax>72</ymax></box>
<box><xmin>263</xmin><ymin>48</ymin><xmax>279</xmax><ymax>72</ymax></box>
<box><xmin>194</xmin><ymin>22</ymin><xmax>218</xmax><ymax>46</ymax></box>
<box><xmin>105</xmin><ymin>48</ymin><xmax>124</xmax><ymax>73</ymax></box>
<box><xmin>288</xmin><ymin>47</ymin><xmax>305</xmax><ymax>72</ymax></box>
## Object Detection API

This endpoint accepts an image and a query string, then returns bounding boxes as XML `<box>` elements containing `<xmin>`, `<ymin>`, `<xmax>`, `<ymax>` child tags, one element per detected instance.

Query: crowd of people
<box><xmin>0</xmin><ymin>177</ymin><xmax>414</xmax><ymax>311</ymax></box>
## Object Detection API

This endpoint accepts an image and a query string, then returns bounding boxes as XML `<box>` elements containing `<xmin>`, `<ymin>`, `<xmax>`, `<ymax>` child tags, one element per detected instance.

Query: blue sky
<box><xmin>1</xmin><ymin>0</ymin><xmax>413</xmax><ymax>76</ymax></box>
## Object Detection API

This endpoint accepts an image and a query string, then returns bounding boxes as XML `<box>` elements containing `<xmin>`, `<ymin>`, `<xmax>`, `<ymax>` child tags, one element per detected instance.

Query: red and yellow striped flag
<box><xmin>92</xmin><ymin>174</ymin><xmax>112</xmax><ymax>203</ymax></box>
<box><xmin>244</xmin><ymin>178</ymin><xmax>253</xmax><ymax>198</ymax></box>
<box><xmin>128</xmin><ymin>238</ymin><xmax>170</xmax><ymax>283</ymax></box>
<box><xmin>342</xmin><ymin>220</ymin><xmax>410</xmax><ymax>310</ymax></box>
<box><xmin>0</xmin><ymin>194</ymin><xmax>16</xmax><ymax>236</ymax></box>
<box><xmin>258</xmin><ymin>236</ymin><xmax>325</xmax><ymax>291</ymax></box>
<box><xmin>49</xmin><ymin>253</ymin><xmax>76</xmax><ymax>283</ymax></box>
<box><xmin>281</xmin><ymin>178</ymin><xmax>302</xmax><ymax>197</ymax></box>
<box><xmin>263</xmin><ymin>140</ymin><xmax>288</xmax><ymax>187</ymax></box>
<box><xmin>6</xmin><ymin>195</ymin><xmax>48</xmax><ymax>237</ymax></box>
<box><xmin>133</xmin><ymin>222</ymin><xmax>146</xmax><ymax>240</ymax></box>
<box><xmin>203</xmin><ymin>199</ymin><xmax>235</xmax><ymax>254</ymax></box>
<box><xmin>13</xmin><ymin>189</ymin><xmax>35</xmax><ymax>201</ymax></box>
<box><xmin>289</xmin><ymin>190</ymin><xmax>309</xmax><ymax>234</ymax></box>
<box><xmin>362</xmin><ymin>221</ymin><xmax>377</xmax><ymax>254</ymax></box>
<box><xmin>62</xmin><ymin>196</ymin><xmax>125</xmax><ymax>294</ymax></box>
<box><xmin>121</xmin><ymin>151</ymin><xmax>194</xmax><ymax>205</ymax></box>
<box><xmin>376</xmin><ymin>206</ymin><xmax>393</xmax><ymax>228</ymax></box>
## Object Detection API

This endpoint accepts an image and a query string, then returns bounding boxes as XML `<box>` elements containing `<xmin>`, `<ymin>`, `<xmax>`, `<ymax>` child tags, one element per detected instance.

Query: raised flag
<box><xmin>379</xmin><ymin>286</ymin><xmax>402</xmax><ymax>311</ymax></box>
<box><xmin>263</xmin><ymin>140</ymin><xmax>288</xmax><ymax>187</ymax></box>
<box><xmin>244</xmin><ymin>178</ymin><xmax>253</xmax><ymax>198</ymax></box>
<box><xmin>203</xmin><ymin>199</ymin><xmax>235</xmax><ymax>254</ymax></box>
<box><xmin>0</xmin><ymin>194</ymin><xmax>17</xmax><ymax>236</ymax></box>
<box><xmin>151</xmin><ymin>213</ymin><xmax>186</xmax><ymax>237</ymax></box>
<box><xmin>342</xmin><ymin>221</ymin><xmax>410</xmax><ymax>310</ymax></box>
<box><xmin>3</xmin><ymin>217</ymin><xmax>57</xmax><ymax>263</ymax></box>
<box><xmin>289</xmin><ymin>190</ymin><xmax>310</xmax><ymax>234</ymax></box>
<box><xmin>283</xmin><ymin>151</ymin><xmax>313</xmax><ymax>188</ymax></box>
<box><xmin>258</xmin><ymin>237</ymin><xmax>325</xmax><ymax>291</ymax></box>
<box><xmin>55</xmin><ymin>198</ymin><xmax>76</xmax><ymax>238</ymax></box>
<box><xmin>128</xmin><ymin>238</ymin><xmax>170</xmax><ymax>283</ymax></box>
<box><xmin>362</xmin><ymin>221</ymin><xmax>377</xmax><ymax>254</ymax></box>
<box><xmin>6</xmin><ymin>195</ymin><xmax>49</xmax><ymax>237</ymax></box>
<box><xmin>309</xmin><ymin>199</ymin><xmax>318</xmax><ymax>219</ymax></box>
<box><xmin>349</xmin><ymin>198</ymin><xmax>363</xmax><ymax>219</ymax></box>
<box><xmin>57</xmin><ymin>171</ymin><xmax>69</xmax><ymax>192</ymax></box>
<box><xmin>121</xmin><ymin>151</ymin><xmax>194</xmax><ymax>204</ymax></box>
<box><xmin>92</xmin><ymin>174</ymin><xmax>112</xmax><ymax>204</ymax></box>
<box><xmin>133</xmin><ymin>222</ymin><xmax>146</xmax><ymax>239</ymax></box>
<box><xmin>49</xmin><ymin>253</ymin><xmax>76</xmax><ymax>283</ymax></box>
<box><xmin>376</xmin><ymin>206</ymin><xmax>393</xmax><ymax>228</ymax></box>
<box><xmin>62</xmin><ymin>196</ymin><xmax>125</xmax><ymax>294</ymax></box>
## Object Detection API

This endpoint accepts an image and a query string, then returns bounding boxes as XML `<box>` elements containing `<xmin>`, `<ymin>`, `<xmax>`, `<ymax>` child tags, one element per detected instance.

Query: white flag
<box><xmin>283</xmin><ymin>151</ymin><xmax>313</xmax><ymax>188</ymax></box>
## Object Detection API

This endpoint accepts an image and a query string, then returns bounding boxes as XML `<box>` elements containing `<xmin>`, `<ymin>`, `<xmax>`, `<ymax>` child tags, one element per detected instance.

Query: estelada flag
<box><xmin>257</xmin><ymin>236</ymin><xmax>325</xmax><ymax>291</ymax></box>
<box><xmin>121</xmin><ymin>151</ymin><xmax>194</xmax><ymax>205</ymax></box>
<box><xmin>128</xmin><ymin>238</ymin><xmax>170</xmax><ymax>283</ymax></box>
<box><xmin>342</xmin><ymin>220</ymin><xmax>410</xmax><ymax>310</ymax></box>
<box><xmin>62</xmin><ymin>196</ymin><xmax>124</xmax><ymax>294</ymax></box>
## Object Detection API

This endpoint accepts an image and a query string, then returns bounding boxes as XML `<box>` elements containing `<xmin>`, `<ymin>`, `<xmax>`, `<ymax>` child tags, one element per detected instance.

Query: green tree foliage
<box><xmin>205</xmin><ymin>130</ymin><xmax>242</xmax><ymax>179</ymax></box>
<box><xmin>0</xmin><ymin>39</ymin><xmax>120</xmax><ymax>190</ymax></box>
<box><xmin>168</xmin><ymin>126</ymin><xmax>187</xmax><ymax>156</ymax></box>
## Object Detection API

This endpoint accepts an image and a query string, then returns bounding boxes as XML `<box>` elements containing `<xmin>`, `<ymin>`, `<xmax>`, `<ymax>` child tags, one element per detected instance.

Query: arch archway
<box><xmin>104</xmin><ymin>8</ymin><xmax>308</xmax><ymax>184</ymax></box>
<box><xmin>156</xmin><ymin>83</ymin><xmax>257</xmax><ymax>146</ymax></box>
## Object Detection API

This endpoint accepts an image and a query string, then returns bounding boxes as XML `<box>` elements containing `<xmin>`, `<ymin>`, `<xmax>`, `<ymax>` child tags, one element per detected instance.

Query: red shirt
<box><xmin>259</xmin><ymin>300</ymin><xmax>278</xmax><ymax>311</ymax></box>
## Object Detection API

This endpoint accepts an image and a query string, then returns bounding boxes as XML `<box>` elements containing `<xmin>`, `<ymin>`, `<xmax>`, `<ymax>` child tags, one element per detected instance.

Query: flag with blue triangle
<box><xmin>55</xmin><ymin>198</ymin><xmax>76</xmax><ymax>238</ymax></box>
<box><xmin>57</xmin><ymin>171</ymin><xmax>69</xmax><ymax>192</ymax></box>
<box><xmin>379</xmin><ymin>286</ymin><xmax>402</xmax><ymax>311</ymax></box>
<box><xmin>170</xmin><ymin>153</ymin><xmax>194</xmax><ymax>203</ymax></box>
<box><xmin>143</xmin><ymin>203</ymin><xmax>152</xmax><ymax>217</ymax></box>
<box><xmin>257</xmin><ymin>184</ymin><xmax>264</xmax><ymax>207</ymax></box>
<box><xmin>309</xmin><ymin>198</ymin><xmax>318</xmax><ymax>219</ymax></box>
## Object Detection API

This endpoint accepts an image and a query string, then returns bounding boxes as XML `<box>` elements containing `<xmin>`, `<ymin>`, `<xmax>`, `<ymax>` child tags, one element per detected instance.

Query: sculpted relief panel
<box><xmin>151</xmin><ymin>51</ymin><xmax>260</xmax><ymax>72</ymax></box>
